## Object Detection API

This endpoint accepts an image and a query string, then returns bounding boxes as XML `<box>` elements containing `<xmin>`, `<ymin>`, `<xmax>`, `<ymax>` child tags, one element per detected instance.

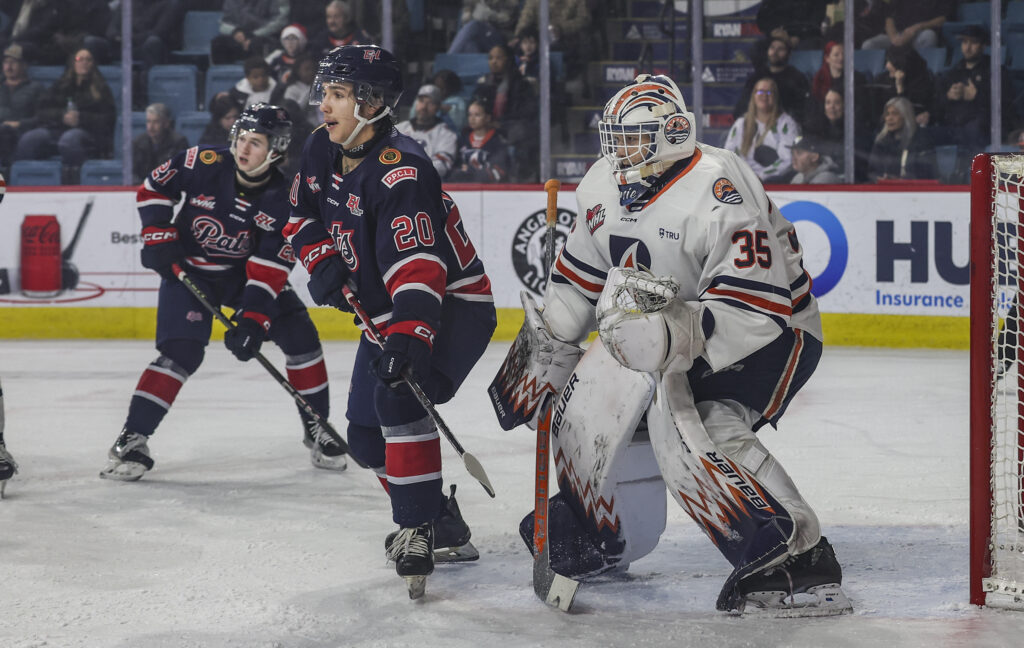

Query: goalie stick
<box><xmin>533</xmin><ymin>179</ymin><xmax>580</xmax><ymax>612</ymax></box>
<box><xmin>340</xmin><ymin>284</ymin><xmax>496</xmax><ymax>498</ymax></box>
<box><xmin>170</xmin><ymin>263</ymin><xmax>364</xmax><ymax>468</ymax></box>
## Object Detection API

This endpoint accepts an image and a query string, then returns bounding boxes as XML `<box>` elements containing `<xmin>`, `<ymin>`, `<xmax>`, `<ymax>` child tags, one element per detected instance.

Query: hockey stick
<box><xmin>340</xmin><ymin>284</ymin><xmax>496</xmax><ymax>498</ymax></box>
<box><xmin>532</xmin><ymin>179</ymin><xmax>580</xmax><ymax>611</ymax></box>
<box><xmin>169</xmin><ymin>262</ymin><xmax>365</xmax><ymax>468</ymax></box>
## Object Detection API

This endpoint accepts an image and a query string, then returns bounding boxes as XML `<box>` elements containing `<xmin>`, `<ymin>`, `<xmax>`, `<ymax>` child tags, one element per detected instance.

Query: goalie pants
<box><xmin>346</xmin><ymin>298</ymin><xmax>496</xmax><ymax>527</ymax></box>
<box><xmin>124</xmin><ymin>272</ymin><xmax>329</xmax><ymax>437</ymax></box>
<box><xmin>541</xmin><ymin>328</ymin><xmax>823</xmax><ymax>578</ymax></box>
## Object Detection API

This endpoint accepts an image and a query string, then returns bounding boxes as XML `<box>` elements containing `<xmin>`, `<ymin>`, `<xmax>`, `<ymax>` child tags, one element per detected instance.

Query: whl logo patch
<box><xmin>585</xmin><ymin>204</ymin><xmax>605</xmax><ymax>234</ymax></box>
<box><xmin>189</xmin><ymin>194</ymin><xmax>216</xmax><ymax>210</ymax></box>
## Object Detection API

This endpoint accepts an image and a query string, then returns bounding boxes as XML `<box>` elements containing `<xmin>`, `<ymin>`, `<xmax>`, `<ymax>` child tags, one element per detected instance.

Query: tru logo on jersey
<box><xmin>585</xmin><ymin>204</ymin><xmax>606</xmax><ymax>234</ymax></box>
<box><xmin>346</xmin><ymin>193</ymin><xmax>364</xmax><ymax>216</ymax></box>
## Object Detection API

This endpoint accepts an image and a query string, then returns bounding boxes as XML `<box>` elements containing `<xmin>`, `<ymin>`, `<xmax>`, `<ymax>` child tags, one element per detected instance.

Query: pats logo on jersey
<box><xmin>306</xmin><ymin>175</ymin><xmax>321</xmax><ymax>193</ymax></box>
<box><xmin>511</xmin><ymin>207</ymin><xmax>575</xmax><ymax>295</ymax></box>
<box><xmin>191</xmin><ymin>216</ymin><xmax>252</xmax><ymax>258</ymax></box>
<box><xmin>189</xmin><ymin>194</ymin><xmax>216</xmax><ymax>210</ymax></box>
<box><xmin>585</xmin><ymin>204</ymin><xmax>606</xmax><ymax>234</ymax></box>
<box><xmin>713</xmin><ymin>177</ymin><xmax>743</xmax><ymax>204</ymax></box>
<box><xmin>346</xmin><ymin>193</ymin><xmax>364</xmax><ymax>216</ymax></box>
<box><xmin>664</xmin><ymin>115</ymin><xmax>691</xmax><ymax>144</ymax></box>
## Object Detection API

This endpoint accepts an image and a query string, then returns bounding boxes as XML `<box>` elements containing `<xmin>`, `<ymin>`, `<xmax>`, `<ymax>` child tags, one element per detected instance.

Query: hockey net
<box><xmin>971</xmin><ymin>153</ymin><xmax>1024</xmax><ymax>609</ymax></box>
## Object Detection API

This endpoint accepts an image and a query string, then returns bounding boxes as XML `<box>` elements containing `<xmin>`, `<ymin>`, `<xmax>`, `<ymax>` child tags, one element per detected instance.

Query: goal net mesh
<box><xmin>986</xmin><ymin>155</ymin><xmax>1024</xmax><ymax>608</ymax></box>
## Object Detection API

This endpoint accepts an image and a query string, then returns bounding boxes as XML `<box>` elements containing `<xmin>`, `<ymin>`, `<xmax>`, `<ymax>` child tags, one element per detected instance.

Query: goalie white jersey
<box><xmin>547</xmin><ymin>144</ymin><xmax>821</xmax><ymax>371</ymax></box>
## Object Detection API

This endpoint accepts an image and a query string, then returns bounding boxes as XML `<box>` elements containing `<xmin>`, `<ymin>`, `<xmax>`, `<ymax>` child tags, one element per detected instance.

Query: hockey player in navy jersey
<box><xmin>491</xmin><ymin>74</ymin><xmax>852</xmax><ymax>616</ymax></box>
<box><xmin>101</xmin><ymin>103</ymin><xmax>347</xmax><ymax>481</ymax></box>
<box><xmin>285</xmin><ymin>45</ymin><xmax>496</xmax><ymax>597</ymax></box>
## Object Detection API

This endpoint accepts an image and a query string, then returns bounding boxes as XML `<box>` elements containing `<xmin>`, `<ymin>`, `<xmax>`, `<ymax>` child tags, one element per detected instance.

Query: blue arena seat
<box><xmin>177</xmin><ymin>110</ymin><xmax>210</xmax><ymax>148</ymax></box>
<box><xmin>789</xmin><ymin>49</ymin><xmax>823</xmax><ymax>80</ymax></box>
<box><xmin>147</xmin><ymin>65</ymin><xmax>199</xmax><ymax>117</ymax></box>
<box><xmin>853</xmin><ymin>49</ymin><xmax>886</xmax><ymax>78</ymax></box>
<box><xmin>204</xmin><ymin>64</ymin><xmax>243</xmax><ymax>105</ymax></box>
<box><xmin>172</xmin><ymin>11</ymin><xmax>223</xmax><ymax>63</ymax></box>
<box><xmin>432</xmin><ymin>53</ymin><xmax>491</xmax><ymax>88</ymax></box>
<box><xmin>934</xmin><ymin>145</ymin><xmax>959</xmax><ymax>184</ymax></box>
<box><xmin>10</xmin><ymin>160</ymin><xmax>62</xmax><ymax>186</ymax></box>
<box><xmin>80</xmin><ymin>159</ymin><xmax>127</xmax><ymax>186</ymax></box>
<box><xmin>918</xmin><ymin>47</ymin><xmax>947</xmax><ymax>75</ymax></box>
<box><xmin>1009</xmin><ymin>2</ymin><xmax>1024</xmax><ymax>24</ymax></box>
<box><xmin>27</xmin><ymin>65</ymin><xmax>64</xmax><ymax>87</ymax></box>
<box><xmin>957</xmin><ymin>3</ymin><xmax>992</xmax><ymax>26</ymax></box>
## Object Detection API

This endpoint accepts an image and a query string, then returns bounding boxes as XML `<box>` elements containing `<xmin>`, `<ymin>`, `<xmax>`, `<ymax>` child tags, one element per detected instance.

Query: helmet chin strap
<box><xmin>232</xmin><ymin>142</ymin><xmax>282</xmax><ymax>186</ymax></box>
<box><xmin>621</xmin><ymin>159</ymin><xmax>674</xmax><ymax>186</ymax></box>
<box><xmin>340</xmin><ymin>101</ymin><xmax>392</xmax><ymax>149</ymax></box>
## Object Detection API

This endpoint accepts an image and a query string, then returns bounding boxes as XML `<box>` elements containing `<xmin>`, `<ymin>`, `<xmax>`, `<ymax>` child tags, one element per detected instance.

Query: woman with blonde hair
<box><xmin>867</xmin><ymin>96</ymin><xmax>936</xmax><ymax>181</ymax></box>
<box><xmin>723</xmin><ymin>76</ymin><xmax>799</xmax><ymax>180</ymax></box>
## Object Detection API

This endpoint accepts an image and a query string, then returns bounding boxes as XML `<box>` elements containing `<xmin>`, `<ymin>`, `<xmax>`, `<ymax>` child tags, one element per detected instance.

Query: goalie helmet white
<box><xmin>598</xmin><ymin>74</ymin><xmax>697</xmax><ymax>206</ymax></box>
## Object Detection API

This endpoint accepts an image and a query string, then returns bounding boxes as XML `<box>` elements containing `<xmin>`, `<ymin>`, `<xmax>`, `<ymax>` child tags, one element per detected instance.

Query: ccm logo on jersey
<box><xmin>381</xmin><ymin>166</ymin><xmax>417</xmax><ymax>188</ymax></box>
<box><xmin>713</xmin><ymin>178</ymin><xmax>743</xmax><ymax>204</ymax></box>
<box><xmin>141</xmin><ymin>228</ymin><xmax>178</xmax><ymax>243</ymax></box>
<box><xmin>413</xmin><ymin>325</ymin><xmax>435</xmax><ymax>344</ymax></box>
<box><xmin>301</xmin><ymin>242</ymin><xmax>336</xmax><ymax>268</ymax></box>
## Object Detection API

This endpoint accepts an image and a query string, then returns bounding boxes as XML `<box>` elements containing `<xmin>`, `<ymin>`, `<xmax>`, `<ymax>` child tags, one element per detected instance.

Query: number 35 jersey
<box><xmin>549</xmin><ymin>145</ymin><xmax>821</xmax><ymax>372</ymax></box>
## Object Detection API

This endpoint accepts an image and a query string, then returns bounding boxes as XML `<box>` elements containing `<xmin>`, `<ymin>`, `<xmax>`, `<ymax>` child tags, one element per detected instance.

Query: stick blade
<box><xmin>462</xmin><ymin>451</ymin><xmax>495</xmax><ymax>498</ymax></box>
<box><xmin>533</xmin><ymin>544</ymin><xmax>579</xmax><ymax>612</ymax></box>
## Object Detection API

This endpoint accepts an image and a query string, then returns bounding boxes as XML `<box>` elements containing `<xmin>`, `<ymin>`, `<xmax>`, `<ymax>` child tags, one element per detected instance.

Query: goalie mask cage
<box><xmin>971</xmin><ymin>153</ymin><xmax>1024</xmax><ymax>609</ymax></box>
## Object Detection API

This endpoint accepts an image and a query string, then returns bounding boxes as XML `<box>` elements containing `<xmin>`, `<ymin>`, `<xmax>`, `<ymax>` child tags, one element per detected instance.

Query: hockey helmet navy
<box><xmin>230</xmin><ymin>102</ymin><xmax>293</xmax><ymax>156</ymax></box>
<box><xmin>310</xmin><ymin>45</ymin><xmax>403</xmax><ymax>112</ymax></box>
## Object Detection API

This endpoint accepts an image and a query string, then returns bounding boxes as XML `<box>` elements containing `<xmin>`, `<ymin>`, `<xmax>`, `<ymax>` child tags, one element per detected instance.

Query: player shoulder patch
<box><xmin>664</xmin><ymin>115</ymin><xmax>691</xmax><ymax>144</ymax></box>
<box><xmin>381</xmin><ymin>166</ymin><xmax>417</xmax><ymax>188</ymax></box>
<box><xmin>199</xmin><ymin>149</ymin><xmax>218</xmax><ymax>165</ymax></box>
<box><xmin>585</xmin><ymin>204</ymin><xmax>606</xmax><ymax>234</ymax></box>
<box><xmin>713</xmin><ymin>177</ymin><xmax>742</xmax><ymax>204</ymax></box>
<box><xmin>379</xmin><ymin>148</ymin><xmax>401</xmax><ymax>164</ymax></box>
<box><xmin>184</xmin><ymin>146</ymin><xmax>199</xmax><ymax>169</ymax></box>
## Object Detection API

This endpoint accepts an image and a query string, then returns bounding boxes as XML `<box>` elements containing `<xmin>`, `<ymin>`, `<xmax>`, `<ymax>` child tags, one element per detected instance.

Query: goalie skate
<box><xmin>302</xmin><ymin>419</ymin><xmax>348</xmax><ymax>471</ymax></box>
<box><xmin>724</xmin><ymin>537</ymin><xmax>853</xmax><ymax>617</ymax></box>
<box><xmin>99</xmin><ymin>427</ymin><xmax>154</xmax><ymax>482</ymax></box>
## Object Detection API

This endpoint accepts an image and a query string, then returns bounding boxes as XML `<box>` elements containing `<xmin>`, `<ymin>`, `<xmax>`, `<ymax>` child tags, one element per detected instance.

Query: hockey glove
<box><xmin>140</xmin><ymin>224</ymin><xmax>184</xmax><ymax>281</ymax></box>
<box><xmin>372</xmin><ymin>333</ymin><xmax>432</xmax><ymax>388</ymax></box>
<box><xmin>224</xmin><ymin>315</ymin><xmax>268</xmax><ymax>362</ymax></box>
<box><xmin>306</xmin><ymin>254</ymin><xmax>350</xmax><ymax>309</ymax></box>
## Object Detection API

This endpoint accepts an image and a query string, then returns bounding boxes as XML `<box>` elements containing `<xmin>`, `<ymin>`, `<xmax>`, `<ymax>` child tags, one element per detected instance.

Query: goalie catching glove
<box><xmin>597</xmin><ymin>267</ymin><xmax>706</xmax><ymax>374</ymax></box>
<box><xmin>487</xmin><ymin>291</ymin><xmax>584</xmax><ymax>430</ymax></box>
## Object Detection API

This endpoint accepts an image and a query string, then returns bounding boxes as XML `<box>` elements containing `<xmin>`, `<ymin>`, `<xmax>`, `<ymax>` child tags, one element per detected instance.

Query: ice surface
<box><xmin>1</xmin><ymin>341</ymin><xmax>1022</xmax><ymax>647</ymax></box>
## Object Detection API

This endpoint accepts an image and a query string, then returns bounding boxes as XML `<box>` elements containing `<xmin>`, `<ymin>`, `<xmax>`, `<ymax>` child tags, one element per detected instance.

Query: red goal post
<box><xmin>970</xmin><ymin>153</ymin><xmax>1024</xmax><ymax>609</ymax></box>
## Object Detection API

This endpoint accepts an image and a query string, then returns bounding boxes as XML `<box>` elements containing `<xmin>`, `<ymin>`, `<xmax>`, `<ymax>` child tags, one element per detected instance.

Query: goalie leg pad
<box><xmin>527</xmin><ymin>340</ymin><xmax>666</xmax><ymax>577</ymax></box>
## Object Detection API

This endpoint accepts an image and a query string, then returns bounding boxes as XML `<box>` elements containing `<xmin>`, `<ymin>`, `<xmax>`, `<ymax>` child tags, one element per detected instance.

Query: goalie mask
<box><xmin>598</xmin><ymin>74</ymin><xmax>697</xmax><ymax>206</ymax></box>
<box><xmin>229</xmin><ymin>102</ymin><xmax>293</xmax><ymax>175</ymax></box>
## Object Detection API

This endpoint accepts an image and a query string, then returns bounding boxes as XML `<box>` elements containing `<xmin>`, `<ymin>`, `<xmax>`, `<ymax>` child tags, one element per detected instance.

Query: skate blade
<box><xmin>738</xmin><ymin>584</ymin><xmax>853</xmax><ymax>618</ymax></box>
<box><xmin>0</xmin><ymin>479</ymin><xmax>8</xmax><ymax>499</ymax></box>
<box><xmin>434</xmin><ymin>541</ymin><xmax>480</xmax><ymax>563</ymax></box>
<box><xmin>99</xmin><ymin>460</ymin><xmax>148</xmax><ymax>482</ymax></box>
<box><xmin>404</xmin><ymin>575</ymin><xmax>427</xmax><ymax>600</ymax></box>
<box><xmin>310</xmin><ymin>449</ymin><xmax>348</xmax><ymax>472</ymax></box>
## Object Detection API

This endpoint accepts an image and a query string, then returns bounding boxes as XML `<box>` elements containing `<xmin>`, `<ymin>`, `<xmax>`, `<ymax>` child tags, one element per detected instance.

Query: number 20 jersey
<box><xmin>549</xmin><ymin>144</ymin><xmax>822</xmax><ymax>372</ymax></box>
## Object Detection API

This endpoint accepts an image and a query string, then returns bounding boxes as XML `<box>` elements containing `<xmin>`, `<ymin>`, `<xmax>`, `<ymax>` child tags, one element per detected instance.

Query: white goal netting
<box><xmin>985</xmin><ymin>155</ymin><xmax>1024</xmax><ymax>608</ymax></box>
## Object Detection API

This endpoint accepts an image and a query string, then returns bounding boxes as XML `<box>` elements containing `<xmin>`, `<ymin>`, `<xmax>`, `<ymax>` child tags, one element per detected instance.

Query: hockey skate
<box><xmin>302</xmin><ymin>419</ymin><xmax>348</xmax><ymax>471</ymax></box>
<box><xmin>386</xmin><ymin>523</ymin><xmax>434</xmax><ymax>599</ymax></box>
<box><xmin>720</xmin><ymin>536</ymin><xmax>853</xmax><ymax>617</ymax></box>
<box><xmin>0</xmin><ymin>444</ymin><xmax>18</xmax><ymax>499</ymax></box>
<box><xmin>99</xmin><ymin>427</ymin><xmax>154</xmax><ymax>481</ymax></box>
<box><xmin>386</xmin><ymin>485</ymin><xmax>479</xmax><ymax>563</ymax></box>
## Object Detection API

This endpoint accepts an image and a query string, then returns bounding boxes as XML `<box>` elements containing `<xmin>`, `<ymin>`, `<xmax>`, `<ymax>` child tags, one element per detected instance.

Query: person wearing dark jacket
<box><xmin>871</xmin><ymin>45</ymin><xmax>936</xmax><ymax>127</ymax></box>
<box><xmin>868</xmin><ymin>96</ymin><xmax>936</xmax><ymax>181</ymax></box>
<box><xmin>0</xmin><ymin>44</ymin><xmax>45</xmax><ymax>166</ymax></box>
<box><xmin>473</xmin><ymin>43</ymin><xmax>537</xmax><ymax>181</ymax></box>
<box><xmin>199</xmin><ymin>92</ymin><xmax>241</xmax><ymax>147</ymax></box>
<box><xmin>131</xmin><ymin>103</ymin><xmax>189</xmax><ymax>183</ymax></box>
<box><xmin>15</xmin><ymin>46</ymin><xmax>115</xmax><ymax>180</ymax></box>
<box><xmin>733</xmin><ymin>36</ymin><xmax>809</xmax><ymax>123</ymax></box>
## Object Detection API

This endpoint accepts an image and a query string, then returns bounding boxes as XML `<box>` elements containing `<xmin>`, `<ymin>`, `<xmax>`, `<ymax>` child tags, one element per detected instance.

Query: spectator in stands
<box><xmin>396</xmin><ymin>84</ymin><xmax>458</xmax><ymax>179</ymax></box>
<box><xmin>868</xmin><ymin>96</ymin><xmax>936</xmax><ymax>181</ymax></box>
<box><xmin>802</xmin><ymin>86</ymin><xmax>871</xmax><ymax>180</ymax></box>
<box><xmin>15</xmin><ymin>46</ymin><xmax>115</xmax><ymax>182</ymax></box>
<box><xmin>220</xmin><ymin>0</ymin><xmax>291</xmax><ymax>41</ymax></box>
<box><xmin>809</xmin><ymin>41</ymin><xmax>870</xmax><ymax>127</ymax></box>
<box><xmin>105</xmin><ymin>0</ymin><xmax>185</xmax><ymax>69</ymax></box>
<box><xmin>733</xmin><ymin>36</ymin><xmax>809</xmax><ymax>124</ymax></box>
<box><xmin>516</xmin><ymin>24</ymin><xmax>540</xmax><ymax>81</ymax></box>
<box><xmin>0</xmin><ymin>44</ymin><xmax>44</xmax><ymax>169</ymax></box>
<box><xmin>724</xmin><ymin>76</ymin><xmax>801</xmax><ymax>181</ymax></box>
<box><xmin>474</xmin><ymin>43</ymin><xmax>538</xmax><ymax>181</ymax></box>
<box><xmin>861</xmin><ymin>0</ymin><xmax>952</xmax><ymax>51</ymax></box>
<box><xmin>131</xmin><ymin>103</ymin><xmax>188</xmax><ymax>184</ymax></box>
<box><xmin>515</xmin><ymin>0</ymin><xmax>591</xmax><ymax>78</ymax></box>
<box><xmin>267</xmin><ymin>23</ymin><xmax>309</xmax><ymax>84</ymax></box>
<box><xmin>872</xmin><ymin>45</ymin><xmax>935</xmax><ymax>127</ymax></box>
<box><xmin>230</xmin><ymin>57</ymin><xmax>278</xmax><ymax>109</ymax></box>
<box><xmin>937</xmin><ymin>25</ymin><xmax>1015</xmax><ymax>154</ymax></box>
<box><xmin>200</xmin><ymin>92</ymin><xmax>241</xmax><ymax>146</ymax></box>
<box><xmin>789</xmin><ymin>134</ymin><xmax>842</xmax><ymax>184</ymax></box>
<box><xmin>450</xmin><ymin>96</ymin><xmax>509</xmax><ymax>183</ymax></box>
<box><xmin>822</xmin><ymin>0</ymin><xmax>887</xmax><ymax>48</ymax></box>
<box><xmin>408</xmin><ymin>68</ymin><xmax>467</xmax><ymax>134</ymax></box>
<box><xmin>310</xmin><ymin>0</ymin><xmax>374</xmax><ymax>57</ymax></box>
<box><xmin>448</xmin><ymin>0</ymin><xmax>519</xmax><ymax>54</ymax></box>
<box><xmin>756</xmin><ymin>0</ymin><xmax>828</xmax><ymax>51</ymax></box>
<box><xmin>273</xmin><ymin>54</ymin><xmax>320</xmax><ymax>127</ymax></box>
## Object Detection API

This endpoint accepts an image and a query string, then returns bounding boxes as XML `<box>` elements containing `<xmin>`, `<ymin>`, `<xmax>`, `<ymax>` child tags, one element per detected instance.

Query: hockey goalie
<box><xmin>490</xmin><ymin>74</ymin><xmax>852</xmax><ymax>616</ymax></box>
